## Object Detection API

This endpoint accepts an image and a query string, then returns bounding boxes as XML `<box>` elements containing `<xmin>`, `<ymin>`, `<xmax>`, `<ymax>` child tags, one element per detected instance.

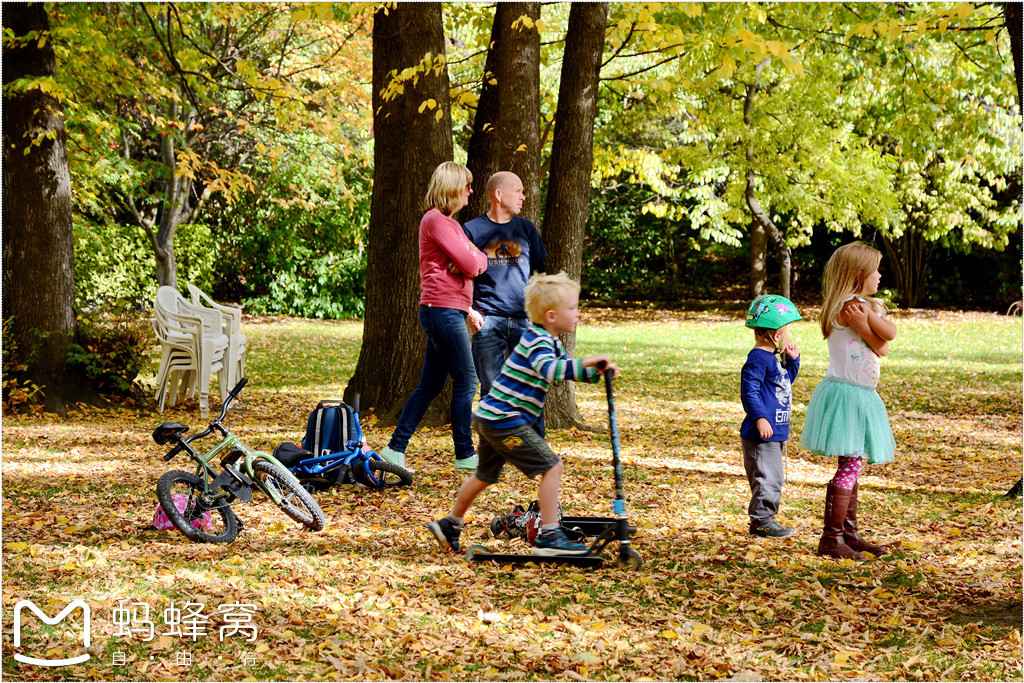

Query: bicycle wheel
<box><xmin>354</xmin><ymin>459</ymin><xmax>414</xmax><ymax>488</ymax></box>
<box><xmin>252</xmin><ymin>460</ymin><xmax>326</xmax><ymax>531</ymax></box>
<box><xmin>156</xmin><ymin>470</ymin><xmax>238</xmax><ymax>543</ymax></box>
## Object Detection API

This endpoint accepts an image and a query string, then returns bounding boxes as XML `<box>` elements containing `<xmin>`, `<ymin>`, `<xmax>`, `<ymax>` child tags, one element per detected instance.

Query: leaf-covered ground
<box><xmin>2</xmin><ymin>309</ymin><xmax>1021</xmax><ymax>681</ymax></box>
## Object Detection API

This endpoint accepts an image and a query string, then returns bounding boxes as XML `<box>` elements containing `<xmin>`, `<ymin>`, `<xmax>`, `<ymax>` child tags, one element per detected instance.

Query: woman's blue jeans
<box><xmin>388</xmin><ymin>306</ymin><xmax>478</xmax><ymax>460</ymax></box>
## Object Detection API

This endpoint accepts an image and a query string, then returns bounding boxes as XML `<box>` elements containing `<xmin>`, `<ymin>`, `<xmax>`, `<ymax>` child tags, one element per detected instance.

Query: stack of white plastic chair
<box><xmin>186</xmin><ymin>283</ymin><xmax>246</xmax><ymax>390</ymax></box>
<box><xmin>152</xmin><ymin>286</ymin><xmax>229</xmax><ymax>417</ymax></box>
<box><xmin>152</xmin><ymin>304</ymin><xmax>201</xmax><ymax>412</ymax></box>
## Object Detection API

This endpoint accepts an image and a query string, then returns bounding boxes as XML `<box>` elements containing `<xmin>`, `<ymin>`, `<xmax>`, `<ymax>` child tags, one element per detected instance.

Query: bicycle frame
<box><xmin>288</xmin><ymin>398</ymin><xmax>391</xmax><ymax>486</ymax></box>
<box><xmin>177</xmin><ymin>432</ymin><xmax>293</xmax><ymax>508</ymax></box>
<box><xmin>163</xmin><ymin>379</ymin><xmax>297</xmax><ymax>509</ymax></box>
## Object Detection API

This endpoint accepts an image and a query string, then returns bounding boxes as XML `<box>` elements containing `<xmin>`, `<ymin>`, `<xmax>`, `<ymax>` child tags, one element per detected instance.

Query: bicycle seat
<box><xmin>273</xmin><ymin>442</ymin><xmax>314</xmax><ymax>468</ymax></box>
<box><xmin>152</xmin><ymin>422</ymin><xmax>189</xmax><ymax>445</ymax></box>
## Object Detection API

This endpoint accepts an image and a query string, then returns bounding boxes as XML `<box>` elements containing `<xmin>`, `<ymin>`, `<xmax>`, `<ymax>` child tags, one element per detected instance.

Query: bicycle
<box><xmin>151</xmin><ymin>377</ymin><xmax>326</xmax><ymax>543</ymax></box>
<box><xmin>275</xmin><ymin>395</ymin><xmax>414</xmax><ymax>493</ymax></box>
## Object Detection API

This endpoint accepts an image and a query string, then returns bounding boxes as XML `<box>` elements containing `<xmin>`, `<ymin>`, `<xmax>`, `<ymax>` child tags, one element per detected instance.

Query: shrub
<box><xmin>244</xmin><ymin>248</ymin><xmax>366</xmax><ymax>319</ymax></box>
<box><xmin>75</xmin><ymin>220</ymin><xmax>216</xmax><ymax>309</ymax></box>
<box><xmin>67</xmin><ymin>302</ymin><xmax>155</xmax><ymax>396</ymax></box>
<box><xmin>2</xmin><ymin>318</ymin><xmax>44</xmax><ymax>412</ymax></box>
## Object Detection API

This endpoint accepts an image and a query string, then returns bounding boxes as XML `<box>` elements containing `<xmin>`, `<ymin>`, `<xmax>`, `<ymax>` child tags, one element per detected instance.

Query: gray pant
<box><xmin>741</xmin><ymin>439</ymin><xmax>785</xmax><ymax>528</ymax></box>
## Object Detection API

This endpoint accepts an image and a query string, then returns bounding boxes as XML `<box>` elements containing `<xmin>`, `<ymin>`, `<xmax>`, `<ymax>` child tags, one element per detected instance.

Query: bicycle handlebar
<box><xmin>171</xmin><ymin>377</ymin><xmax>249</xmax><ymax>454</ymax></box>
<box><xmin>229</xmin><ymin>377</ymin><xmax>248</xmax><ymax>398</ymax></box>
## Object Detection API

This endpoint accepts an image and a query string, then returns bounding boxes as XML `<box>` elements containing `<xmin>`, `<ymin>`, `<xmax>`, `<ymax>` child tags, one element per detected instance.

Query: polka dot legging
<box><xmin>830</xmin><ymin>455</ymin><xmax>864</xmax><ymax>490</ymax></box>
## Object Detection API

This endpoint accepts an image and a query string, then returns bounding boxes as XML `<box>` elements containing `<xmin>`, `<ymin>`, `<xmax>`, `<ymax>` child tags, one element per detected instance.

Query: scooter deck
<box><xmin>561</xmin><ymin>516</ymin><xmax>635</xmax><ymax>538</ymax></box>
<box><xmin>465</xmin><ymin>545</ymin><xmax>605</xmax><ymax>569</ymax></box>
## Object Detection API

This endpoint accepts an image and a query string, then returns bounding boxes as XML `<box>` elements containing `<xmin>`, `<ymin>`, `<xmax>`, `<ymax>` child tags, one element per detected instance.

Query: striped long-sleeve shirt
<box><xmin>475</xmin><ymin>324</ymin><xmax>599</xmax><ymax>428</ymax></box>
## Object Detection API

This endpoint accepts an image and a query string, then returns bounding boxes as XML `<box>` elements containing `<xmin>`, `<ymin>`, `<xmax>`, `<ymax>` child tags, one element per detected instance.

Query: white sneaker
<box><xmin>379</xmin><ymin>446</ymin><xmax>405</xmax><ymax>469</ymax></box>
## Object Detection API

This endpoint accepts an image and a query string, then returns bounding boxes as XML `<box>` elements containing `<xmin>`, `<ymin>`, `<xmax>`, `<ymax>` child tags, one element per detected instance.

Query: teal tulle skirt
<box><xmin>800</xmin><ymin>378</ymin><xmax>895</xmax><ymax>464</ymax></box>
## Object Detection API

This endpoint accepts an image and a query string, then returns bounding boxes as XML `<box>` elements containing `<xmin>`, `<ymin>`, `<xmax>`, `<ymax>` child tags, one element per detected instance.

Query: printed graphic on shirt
<box><xmin>773</xmin><ymin>357</ymin><xmax>792</xmax><ymax>422</ymax></box>
<box><xmin>486</xmin><ymin>239</ymin><xmax>525</xmax><ymax>266</ymax></box>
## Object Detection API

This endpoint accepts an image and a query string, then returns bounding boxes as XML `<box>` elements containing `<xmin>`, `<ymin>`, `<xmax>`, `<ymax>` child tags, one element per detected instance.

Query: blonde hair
<box><xmin>754</xmin><ymin>323</ymin><xmax>793</xmax><ymax>354</ymax></box>
<box><xmin>819</xmin><ymin>241</ymin><xmax>886</xmax><ymax>338</ymax></box>
<box><xmin>422</xmin><ymin>161</ymin><xmax>472</xmax><ymax>217</ymax></box>
<box><xmin>524</xmin><ymin>271</ymin><xmax>580</xmax><ymax>324</ymax></box>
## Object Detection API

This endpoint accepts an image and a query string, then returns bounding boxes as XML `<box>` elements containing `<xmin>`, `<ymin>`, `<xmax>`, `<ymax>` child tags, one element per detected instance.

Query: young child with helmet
<box><xmin>740</xmin><ymin>294</ymin><xmax>803</xmax><ymax>538</ymax></box>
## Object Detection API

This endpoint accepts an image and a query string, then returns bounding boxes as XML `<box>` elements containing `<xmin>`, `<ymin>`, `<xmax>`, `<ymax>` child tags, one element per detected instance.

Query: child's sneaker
<box><xmin>532</xmin><ymin>528</ymin><xmax>589</xmax><ymax>556</ymax></box>
<box><xmin>427</xmin><ymin>518</ymin><xmax>461</xmax><ymax>553</ymax></box>
<box><xmin>750</xmin><ymin>519</ymin><xmax>795</xmax><ymax>538</ymax></box>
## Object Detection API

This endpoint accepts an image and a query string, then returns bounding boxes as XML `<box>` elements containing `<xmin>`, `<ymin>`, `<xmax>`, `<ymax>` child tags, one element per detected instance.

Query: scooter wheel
<box><xmin>616</xmin><ymin>547</ymin><xmax>642</xmax><ymax>570</ymax></box>
<box><xmin>489</xmin><ymin>517</ymin><xmax>505</xmax><ymax>538</ymax></box>
<box><xmin>465</xmin><ymin>545</ymin><xmax>489</xmax><ymax>561</ymax></box>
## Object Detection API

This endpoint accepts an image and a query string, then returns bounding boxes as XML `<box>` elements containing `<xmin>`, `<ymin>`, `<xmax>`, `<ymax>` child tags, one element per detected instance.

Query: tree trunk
<box><xmin>464</xmin><ymin>3</ymin><xmax>542</xmax><ymax>224</ymax></box>
<box><xmin>749</xmin><ymin>219</ymin><xmax>767</xmax><ymax>298</ymax></box>
<box><xmin>1003</xmin><ymin>0</ymin><xmax>1023</xmax><ymax>501</ymax></box>
<box><xmin>2</xmin><ymin>3</ymin><xmax>87</xmax><ymax>414</ymax></box>
<box><xmin>139</xmin><ymin>102</ymin><xmax>207</xmax><ymax>290</ymax></box>
<box><xmin>463</xmin><ymin>11</ymin><xmax>502</xmax><ymax>222</ymax></box>
<box><xmin>540</xmin><ymin>2</ymin><xmax>608</xmax><ymax>430</ymax></box>
<box><xmin>1005</xmin><ymin>3</ymin><xmax>1022</xmax><ymax>108</ymax></box>
<box><xmin>742</xmin><ymin>60</ymin><xmax>791</xmax><ymax>299</ymax></box>
<box><xmin>880</xmin><ymin>229</ymin><xmax>932</xmax><ymax>308</ymax></box>
<box><xmin>346</xmin><ymin>3</ymin><xmax>453</xmax><ymax>424</ymax></box>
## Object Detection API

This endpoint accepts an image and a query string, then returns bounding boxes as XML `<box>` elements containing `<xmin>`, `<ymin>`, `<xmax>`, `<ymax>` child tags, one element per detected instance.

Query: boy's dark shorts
<box><xmin>472</xmin><ymin>418</ymin><xmax>560</xmax><ymax>484</ymax></box>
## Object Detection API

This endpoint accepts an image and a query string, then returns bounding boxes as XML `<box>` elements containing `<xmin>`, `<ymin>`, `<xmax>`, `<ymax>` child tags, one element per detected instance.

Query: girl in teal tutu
<box><xmin>801</xmin><ymin>242</ymin><xmax>897</xmax><ymax>560</ymax></box>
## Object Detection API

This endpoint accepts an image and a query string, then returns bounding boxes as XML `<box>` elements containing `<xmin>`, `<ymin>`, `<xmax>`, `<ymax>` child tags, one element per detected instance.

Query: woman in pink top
<box><xmin>379</xmin><ymin>162</ymin><xmax>488</xmax><ymax>471</ymax></box>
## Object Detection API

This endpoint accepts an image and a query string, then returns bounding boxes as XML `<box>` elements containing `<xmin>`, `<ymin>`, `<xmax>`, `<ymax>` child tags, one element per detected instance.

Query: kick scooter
<box><xmin>465</xmin><ymin>367</ymin><xmax>642</xmax><ymax>570</ymax></box>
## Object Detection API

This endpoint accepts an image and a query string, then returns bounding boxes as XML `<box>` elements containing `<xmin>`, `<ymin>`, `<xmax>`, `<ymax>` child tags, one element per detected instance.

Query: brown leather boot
<box><xmin>844</xmin><ymin>483</ymin><xmax>886</xmax><ymax>556</ymax></box>
<box><xmin>817</xmin><ymin>484</ymin><xmax>866</xmax><ymax>560</ymax></box>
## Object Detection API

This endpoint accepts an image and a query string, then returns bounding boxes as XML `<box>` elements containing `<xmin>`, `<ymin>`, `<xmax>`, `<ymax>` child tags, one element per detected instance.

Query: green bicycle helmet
<box><xmin>745</xmin><ymin>294</ymin><xmax>802</xmax><ymax>330</ymax></box>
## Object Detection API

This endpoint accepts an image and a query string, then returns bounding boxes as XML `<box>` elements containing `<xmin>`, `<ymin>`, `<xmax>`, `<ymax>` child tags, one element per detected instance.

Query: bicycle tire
<box><xmin>252</xmin><ymin>460</ymin><xmax>326</xmax><ymax>531</ymax></box>
<box><xmin>354</xmin><ymin>459</ymin><xmax>414</xmax><ymax>488</ymax></box>
<box><xmin>156</xmin><ymin>470</ymin><xmax>238</xmax><ymax>543</ymax></box>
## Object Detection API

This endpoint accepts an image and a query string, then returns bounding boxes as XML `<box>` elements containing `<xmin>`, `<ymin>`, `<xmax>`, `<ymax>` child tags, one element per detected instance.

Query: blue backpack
<box><xmin>301</xmin><ymin>400</ymin><xmax>355</xmax><ymax>457</ymax></box>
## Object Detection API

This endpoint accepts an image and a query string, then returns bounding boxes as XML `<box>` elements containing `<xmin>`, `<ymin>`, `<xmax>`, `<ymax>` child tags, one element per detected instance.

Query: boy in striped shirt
<box><xmin>428</xmin><ymin>272</ymin><xmax>620</xmax><ymax>556</ymax></box>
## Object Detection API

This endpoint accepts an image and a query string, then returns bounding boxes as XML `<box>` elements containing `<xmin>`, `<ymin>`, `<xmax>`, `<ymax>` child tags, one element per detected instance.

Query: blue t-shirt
<box><xmin>739</xmin><ymin>348</ymin><xmax>800</xmax><ymax>442</ymax></box>
<box><xmin>462</xmin><ymin>214</ymin><xmax>547</xmax><ymax>317</ymax></box>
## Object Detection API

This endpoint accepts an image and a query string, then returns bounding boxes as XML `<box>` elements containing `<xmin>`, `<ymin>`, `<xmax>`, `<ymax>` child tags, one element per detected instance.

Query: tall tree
<box><xmin>464</xmin><ymin>3</ymin><xmax>542</xmax><ymax>223</ymax></box>
<box><xmin>742</xmin><ymin>58</ymin><xmax>791</xmax><ymax>298</ymax></box>
<box><xmin>541</xmin><ymin>2</ymin><xmax>609</xmax><ymax>429</ymax></box>
<box><xmin>345</xmin><ymin>3</ymin><xmax>454</xmax><ymax>422</ymax></box>
<box><xmin>1002</xmin><ymin>0</ymin><xmax>1021</xmax><ymax>500</ymax></box>
<box><xmin>2</xmin><ymin>3</ymin><xmax>90</xmax><ymax>414</ymax></box>
<box><xmin>51</xmin><ymin>3</ymin><xmax>371</xmax><ymax>290</ymax></box>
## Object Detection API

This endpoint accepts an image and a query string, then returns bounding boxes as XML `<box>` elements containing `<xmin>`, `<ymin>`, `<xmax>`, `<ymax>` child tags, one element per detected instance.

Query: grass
<box><xmin>1</xmin><ymin>307</ymin><xmax>1021</xmax><ymax>681</ymax></box>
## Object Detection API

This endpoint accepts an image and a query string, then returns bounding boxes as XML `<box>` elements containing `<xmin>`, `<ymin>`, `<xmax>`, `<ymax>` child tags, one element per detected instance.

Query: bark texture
<box><xmin>346</xmin><ymin>4</ymin><xmax>454</xmax><ymax>424</ymax></box>
<box><xmin>464</xmin><ymin>3</ymin><xmax>542</xmax><ymax>223</ymax></box>
<box><xmin>1001</xmin><ymin>1</ymin><xmax>1021</xmax><ymax>499</ymax></box>
<box><xmin>749</xmin><ymin>220</ymin><xmax>767</xmax><ymax>298</ymax></box>
<box><xmin>743</xmin><ymin>60</ymin><xmax>791</xmax><ymax>299</ymax></box>
<box><xmin>540</xmin><ymin>2</ymin><xmax>608</xmax><ymax>430</ymax></box>
<box><xmin>1005</xmin><ymin>3</ymin><xmax>1022</xmax><ymax>108</ymax></box>
<box><xmin>2</xmin><ymin>2</ymin><xmax>82</xmax><ymax>413</ymax></box>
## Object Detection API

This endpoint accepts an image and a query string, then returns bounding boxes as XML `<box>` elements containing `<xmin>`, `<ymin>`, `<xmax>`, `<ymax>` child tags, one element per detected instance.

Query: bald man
<box><xmin>463</xmin><ymin>171</ymin><xmax>548</xmax><ymax>403</ymax></box>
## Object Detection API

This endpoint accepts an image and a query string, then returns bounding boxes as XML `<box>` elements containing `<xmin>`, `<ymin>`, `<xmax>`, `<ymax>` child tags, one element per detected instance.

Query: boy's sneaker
<box><xmin>454</xmin><ymin>453</ymin><xmax>478</xmax><ymax>471</ymax></box>
<box><xmin>380</xmin><ymin>446</ymin><xmax>405</xmax><ymax>469</ymax></box>
<box><xmin>750</xmin><ymin>519</ymin><xmax>795</xmax><ymax>538</ymax></box>
<box><xmin>532</xmin><ymin>528</ymin><xmax>589</xmax><ymax>556</ymax></box>
<box><xmin>427</xmin><ymin>518</ymin><xmax>461</xmax><ymax>553</ymax></box>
